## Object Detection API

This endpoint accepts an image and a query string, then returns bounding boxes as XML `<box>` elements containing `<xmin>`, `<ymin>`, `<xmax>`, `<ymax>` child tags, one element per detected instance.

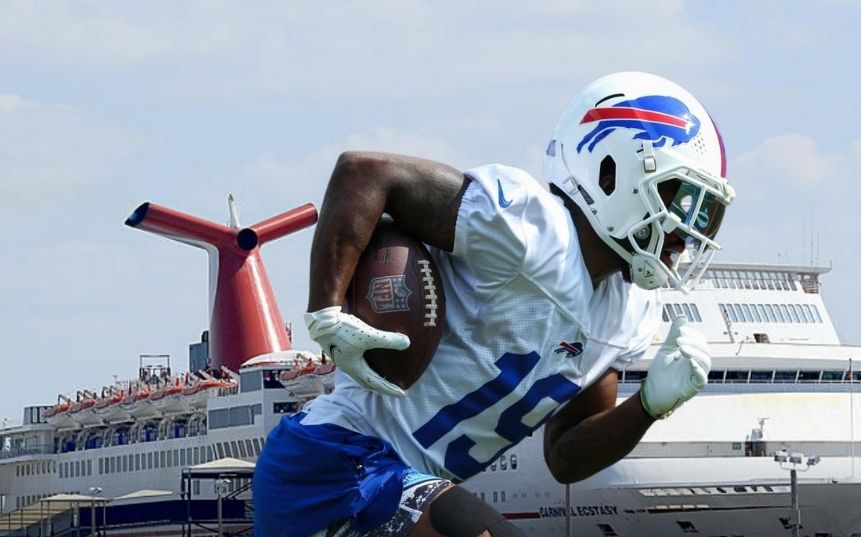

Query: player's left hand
<box><xmin>640</xmin><ymin>315</ymin><xmax>711</xmax><ymax>419</ymax></box>
<box><xmin>304</xmin><ymin>306</ymin><xmax>410</xmax><ymax>398</ymax></box>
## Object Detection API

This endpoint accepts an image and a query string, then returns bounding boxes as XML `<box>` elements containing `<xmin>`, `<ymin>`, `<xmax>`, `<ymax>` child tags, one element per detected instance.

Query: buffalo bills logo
<box><xmin>554</xmin><ymin>341</ymin><xmax>584</xmax><ymax>358</ymax></box>
<box><xmin>577</xmin><ymin>95</ymin><xmax>700</xmax><ymax>153</ymax></box>
<box><xmin>366</xmin><ymin>276</ymin><xmax>412</xmax><ymax>313</ymax></box>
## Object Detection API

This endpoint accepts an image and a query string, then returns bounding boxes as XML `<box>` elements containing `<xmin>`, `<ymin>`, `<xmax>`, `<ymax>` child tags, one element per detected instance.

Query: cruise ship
<box><xmin>1</xmin><ymin>198</ymin><xmax>859</xmax><ymax>536</ymax></box>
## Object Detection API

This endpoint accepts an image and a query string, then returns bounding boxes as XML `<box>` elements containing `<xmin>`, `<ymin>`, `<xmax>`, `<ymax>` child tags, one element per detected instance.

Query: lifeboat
<box><xmin>68</xmin><ymin>391</ymin><xmax>102</xmax><ymax>427</ymax></box>
<box><xmin>121</xmin><ymin>384</ymin><xmax>160</xmax><ymax>420</ymax></box>
<box><xmin>279</xmin><ymin>360</ymin><xmax>324</xmax><ymax>397</ymax></box>
<box><xmin>182</xmin><ymin>375</ymin><xmax>233</xmax><ymax>409</ymax></box>
<box><xmin>94</xmin><ymin>389</ymin><xmax>132</xmax><ymax>424</ymax></box>
<box><xmin>150</xmin><ymin>377</ymin><xmax>189</xmax><ymax>415</ymax></box>
<box><xmin>44</xmin><ymin>395</ymin><xmax>78</xmax><ymax>429</ymax></box>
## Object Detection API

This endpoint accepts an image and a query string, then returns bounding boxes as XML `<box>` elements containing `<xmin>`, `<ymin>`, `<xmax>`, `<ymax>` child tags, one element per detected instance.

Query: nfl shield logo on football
<box><xmin>366</xmin><ymin>275</ymin><xmax>412</xmax><ymax>313</ymax></box>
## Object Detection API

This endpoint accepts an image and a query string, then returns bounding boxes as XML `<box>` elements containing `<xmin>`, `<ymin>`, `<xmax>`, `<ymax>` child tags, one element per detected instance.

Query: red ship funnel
<box><xmin>125</xmin><ymin>201</ymin><xmax>318</xmax><ymax>372</ymax></box>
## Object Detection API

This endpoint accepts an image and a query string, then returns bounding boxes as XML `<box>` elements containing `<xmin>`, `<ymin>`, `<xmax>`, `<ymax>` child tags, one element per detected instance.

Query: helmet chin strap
<box><xmin>630</xmin><ymin>254</ymin><xmax>669</xmax><ymax>290</ymax></box>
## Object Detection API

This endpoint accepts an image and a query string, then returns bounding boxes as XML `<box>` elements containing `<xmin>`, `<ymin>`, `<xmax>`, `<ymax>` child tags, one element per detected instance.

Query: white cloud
<box><xmin>0</xmin><ymin>95</ymin><xmax>144</xmax><ymax>215</ymax></box>
<box><xmin>236</xmin><ymin>126</ymin><xmax>470</xmax><ymax>209</ymax></box>
<box><xmin>731</xmin><ymin>133</ymin><xmax>840</xmax><ymax>188</ymax></box>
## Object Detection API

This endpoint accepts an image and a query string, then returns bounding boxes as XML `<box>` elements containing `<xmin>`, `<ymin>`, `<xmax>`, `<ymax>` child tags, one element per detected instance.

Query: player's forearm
<box><xmin>545</xmin><ymin>391</ymin><xmax>654</xmax><ymax>483</ymax></box>
<box><xmin>308</xmin><ymin>152</ymin><xmax>392</xmax><ymax>311</ymax></box>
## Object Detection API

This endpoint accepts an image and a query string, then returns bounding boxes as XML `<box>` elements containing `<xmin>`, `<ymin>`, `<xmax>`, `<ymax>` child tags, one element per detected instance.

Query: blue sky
<box><xmin>2</xmin><ymin>1</ymin><xmax>860</xmax><ymax>422</ymax></box>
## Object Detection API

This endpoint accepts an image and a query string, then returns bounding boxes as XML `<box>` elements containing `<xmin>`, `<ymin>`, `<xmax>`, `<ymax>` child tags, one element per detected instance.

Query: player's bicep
<box><xmin>346</xmin><ymin>152</ymin><xmax>470</xmax><ymax>253</ymax></box>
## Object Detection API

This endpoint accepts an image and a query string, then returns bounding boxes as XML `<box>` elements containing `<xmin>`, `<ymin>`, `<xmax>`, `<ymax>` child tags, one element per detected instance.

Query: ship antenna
<box><xmin>228</xmin><ymin>194</ymin><xmax>241</xmax><ymax>229</ymax></box>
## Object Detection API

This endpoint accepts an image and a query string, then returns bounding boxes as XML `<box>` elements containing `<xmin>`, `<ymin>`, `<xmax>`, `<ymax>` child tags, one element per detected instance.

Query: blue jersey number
<box><xmin>412</xmin><ymin>352</ymin><xmax>580</xmax><ymax>479</ymax></box>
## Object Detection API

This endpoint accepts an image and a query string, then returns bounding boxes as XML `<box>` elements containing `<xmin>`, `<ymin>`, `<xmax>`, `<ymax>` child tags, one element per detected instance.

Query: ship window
<box><xmin>245</xmin><ymin>439</ymin><xmax>254</xmax><ymax>458</ymax></box>
<box><xmin>180</xmin><ymin>448</ymin><xmax>186</xmax><ymax>467</ymax></box>
<box><xmin>681</xmin><ymin>304</ymin><xmax>693</xmax><ymax>321</ymax></box>
<box><xmin>779</xmin><ymin>304</ymin><xmax>791</xmax><ymax>322</ymax></box>
<box><xmin>87</xmin><ymin>460</ymin><xmax>92</xmax><ymax>476</ymax></box>
<box><xmin>240</xmin><ymin>370</ymin><xmax>262</xmax><ymax>393</ymax></box>
<box><xmin>252</xmin><ymin>438</ymin><xmax>262</xmax><ymax>456</ymax></box>
<box><xmin>208</xmin><ymin>409</ymin><xmax>230</xmax><ymax>430</ymax></box>
<box><xmin>194</xmin><ymin>479</ymin><xmax>201</xmax><ymax>495</ymax></box>
<box><xmin>690</xmin><ymin>304</ymin><xmax>702</xmax><ymax>322</ymax></box>
<box><xmin>798</xmin><ymin>370</ymin><xmax>821</xmax><ymax>382</ymax></box>
<box><xmin>774</xmin><ymin>370</ymin><xmax>797</xmax><ymax>383</ymax></box>
<box><xmin>751</xmin><ymin>304</ymin><xmax>763</xmax><ymax>322</ymax></box>
<box><xmin>769</xmin><ymin>304</ymin><xmax>781</xmax><ymax>322</ymax></box>
<box><xmin>160</xmin><ymin>451</ymin><xmax>166</xmax><ymax>468</ymax></box>
<box><xmin>215</xmin><ymin>443</ymin><xmax>225</xmax><ymax>459</ymax></box>
<box><xmin>229</xmin><ymin>405</ymin><xmax>253</xmax><ymax>427</ymax></box>
<box><xmin>801</xmin><ymin>305</ymin><xmax>814</xmax><ymax>323</ymax></box>
<box><xmin>731</xmin><ymin>304</ymin><xmax>743</xmax><ymax>322</ymax></box>
<box><xmin>725</xmin><ymin>370</ymin><xmax>749</xmax><ymax>383</ymax></box>
<box><xmin>708</xmin><ymin>370</ymin><xmax>725</xmax><ymax>383</ymax></box>
<box><xmin>750</xmin><ymin>370</ymin><xmax>773</xmax><ymax>383</ymax></box>
<box><xmin>148</xmin><ymin>452</ymin><xmax>153</xmax><ymax>469</ymax></box>
<box><xmin>499</xmin><ymin>455</ymin><xmax>508</xmax><ymax>470</ymax></box>
<box><xmin>624</xmin><ymin>370</ymin><xmax>647</xmax><ymax>383</ymax></box>
<box><xmin>811</xmin><ymin>305</ymin><xmax>823</xmax><ymax>323</ymax></box>
<box><xmin>231</xmin><ymin>441</ymin><xmax>239</xmax><ymax>457</ymax></box>
<box><xmin>98</xmin><ymin>458</ymin><xmax>103</xmax><ymax>475</ymax></box>
<box><xmin>661</xmin><ymin>306</ymin><xmax>670</xmax><ymax>322</ymax></box>
<box><xmin>501</xmin><ymin>490</ymin><xmax>506</xmax><ymax>503</ymax></box>
<box><xmin>237</xmin><ymin>440</ymin><xmax>247</xmax><ymax>458</ymax></box>
<box><xmin>741</xmin><ymin>304</ymin><xmax>753</xmax><ymax>322</ymax></box>
<box><xmin>597</xmin><ymin>524</ymin><xmax>619</xmax><ymax>536</ymax></box>
<box><xmin>787</xmin><ymin>304</ymin><xmax>800</xmax><ymax>323</ymax></box>
<box><xmin>763</xmin><ymin>304</ymin><xmax>776</xmax><ymax>322</ymax></box>
<box><xmin>677</xmin><ymin>521</ymin><xmax>698</xmax><ymax>533</ymax></box>
<box><xmin>822</xmin><ymin>370</ymin><xmax>845</xmax><ymax>382</ymax></box>
<box><xmin>510</xmin><ymin>454</ymin><xmax>518</xmax><ymax>470</ymax></box>
<box><xmin>492</xmin><ymin>491</ymin><xmax>497</xmax><ymax>503</ymax></box>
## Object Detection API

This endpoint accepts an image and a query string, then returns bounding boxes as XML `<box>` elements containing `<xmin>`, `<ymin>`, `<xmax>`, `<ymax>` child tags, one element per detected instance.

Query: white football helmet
<box><xmin>544</xmin><ymin>72</ymin><xmax>735</xmax><ymax>292</ymax></box>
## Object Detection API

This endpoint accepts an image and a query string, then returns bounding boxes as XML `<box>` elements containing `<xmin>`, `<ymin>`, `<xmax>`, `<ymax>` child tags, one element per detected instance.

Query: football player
<box><xmin>254</xmin><ymin>72</ymin><xmax>735</xmax><ymax>537</ymax></box>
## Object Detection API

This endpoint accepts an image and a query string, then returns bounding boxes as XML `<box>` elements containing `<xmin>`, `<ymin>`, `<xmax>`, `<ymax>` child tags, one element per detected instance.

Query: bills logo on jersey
<box><xmin>366</xmin><ymin>275</ymin><xmax>412</xmax><ymax>313</ymax></box>
<box><xmin>577</xmin><ymin>95</ymin><xmax>700</xmax><ymax>153</ymax></box>
<box><xmin>554</xmin><ymin>340</ymin><xmax>584</xmax><ymax>358</ymax></box>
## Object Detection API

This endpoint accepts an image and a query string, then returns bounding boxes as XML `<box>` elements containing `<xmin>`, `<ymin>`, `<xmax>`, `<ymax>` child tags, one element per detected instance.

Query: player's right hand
<box><xmin>640</xmin><ymin>315</ymin><xmax>711</xmax><ymax>419</ymax></box>
<box><xmin>304</xmin><ymin>306</ymin><xmax>411</xmax><ymax>398</ymax></box>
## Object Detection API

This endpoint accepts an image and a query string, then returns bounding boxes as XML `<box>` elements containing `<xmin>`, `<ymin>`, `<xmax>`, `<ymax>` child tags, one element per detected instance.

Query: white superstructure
<box><xmin>2</xmin><ymin>262</ymin><xmax>860</xmax><ymax>536</ymax></box>
<box><xmin>464</xmin><ymin>262</ymin><xmax>861</xmax><ymax>536</ymax></box>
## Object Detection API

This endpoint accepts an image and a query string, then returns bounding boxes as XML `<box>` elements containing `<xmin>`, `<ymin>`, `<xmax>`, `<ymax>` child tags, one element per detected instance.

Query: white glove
<box><xmin>640</xmin><ymin>315</ymin><xmax>710</xmax><ymax>419</ymax></box>
<box><xmin>304</xmin><ymin>306</ymin><xmax>411</xmax><ymax>398</ymax></box>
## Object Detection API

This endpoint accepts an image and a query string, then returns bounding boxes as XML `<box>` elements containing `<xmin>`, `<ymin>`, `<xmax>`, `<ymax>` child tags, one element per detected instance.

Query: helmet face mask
<box><xmin>545</xmin><ymin>72</ymin><xmax>735</xmax><ymax>292</ymax></box>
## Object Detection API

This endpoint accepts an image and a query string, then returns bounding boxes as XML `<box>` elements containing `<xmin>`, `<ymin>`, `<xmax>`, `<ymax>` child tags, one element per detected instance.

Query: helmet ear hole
<box><xmin>599</xmin><ymin>156</ymin><xmax>616</xmax><ymax>195</ymax></box>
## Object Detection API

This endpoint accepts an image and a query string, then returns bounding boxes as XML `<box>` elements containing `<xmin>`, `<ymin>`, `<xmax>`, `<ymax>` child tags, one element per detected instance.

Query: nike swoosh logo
<box><xmin>497</xmin><ymin>178</ymin><xmax>513</xmax><ymax>208</ymax></box>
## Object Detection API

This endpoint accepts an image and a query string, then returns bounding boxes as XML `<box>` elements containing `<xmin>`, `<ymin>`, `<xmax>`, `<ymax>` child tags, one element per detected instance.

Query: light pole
<box><xmin>215</xmin><ymin>479</ymin><xmax>230</xmax><ymax>537</ymax></box>
<box><xmin>87</xmin><ymin>486</ymin><xmax>103</xmax><ymax>537</ymax></box>
<box><xmin>773</xmin><ymin>451</ymin><xmax>820</xmax><ymax>537</ymax></box>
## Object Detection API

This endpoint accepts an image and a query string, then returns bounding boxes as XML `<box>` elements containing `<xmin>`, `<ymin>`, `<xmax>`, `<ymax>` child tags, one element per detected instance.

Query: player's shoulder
<box><xmin>464</xmin><ymin>163</ymin><xmax>550</xmax><ymax>202</ymax></box>
<box><xmin>463</xmin><ymin>164</ymin><xmax>566</xmax><ymax>225</ymax></box>
<box><xmin>589</xmin><ymin>273</ymin><xmax>662</xmax><ymax>350</ymax></box>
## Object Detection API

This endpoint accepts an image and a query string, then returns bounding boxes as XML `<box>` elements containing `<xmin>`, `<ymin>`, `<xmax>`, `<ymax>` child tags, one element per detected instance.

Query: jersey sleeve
<box><xmin>588</xmin><ymin>274</ymin><xmax>662</xmax><ymax>371</ymax></box>
<box><xmin>453</xmin><ymin>164</ymin><xmax>555</xmax><ymax>291</ymax></box>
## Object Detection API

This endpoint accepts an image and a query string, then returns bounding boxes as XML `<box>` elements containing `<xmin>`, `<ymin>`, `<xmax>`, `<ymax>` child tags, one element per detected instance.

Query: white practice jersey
<box><xmin>303</xmin><ymin>164</ymin><xmax>661</xmax><ymax>482</ymax></box>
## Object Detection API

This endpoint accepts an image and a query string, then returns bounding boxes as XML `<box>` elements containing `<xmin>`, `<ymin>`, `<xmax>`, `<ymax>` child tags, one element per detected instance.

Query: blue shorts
<box><xmin>253</xmin><ymin>413</ymin><xmax>448</xmax><ymax>537</ymax></box>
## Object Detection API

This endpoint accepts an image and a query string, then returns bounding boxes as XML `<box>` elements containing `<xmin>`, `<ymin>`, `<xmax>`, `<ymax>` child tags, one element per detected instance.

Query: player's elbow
<box><xmin>544</xmin><ymin>441</ymin><xmax>601</xmax><ymax>484</ymax></box>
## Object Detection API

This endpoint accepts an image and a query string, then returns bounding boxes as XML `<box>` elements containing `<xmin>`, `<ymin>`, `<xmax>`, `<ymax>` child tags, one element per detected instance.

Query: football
<box><xmin>344</xmin><ymin>221</ymin><xmax>446</xmax><ymax>390</ymax></box>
